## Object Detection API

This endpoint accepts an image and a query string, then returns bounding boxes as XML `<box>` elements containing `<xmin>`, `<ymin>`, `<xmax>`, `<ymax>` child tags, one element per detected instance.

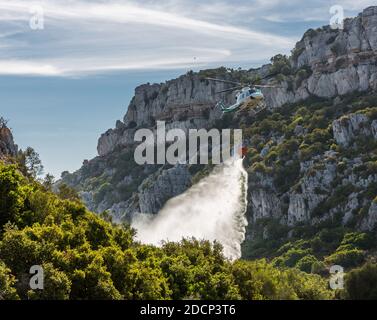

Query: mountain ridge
<box><xmin>96</xmin><ymin>6</ymin><xmax>377</xmax><ymax>158</ymax></box>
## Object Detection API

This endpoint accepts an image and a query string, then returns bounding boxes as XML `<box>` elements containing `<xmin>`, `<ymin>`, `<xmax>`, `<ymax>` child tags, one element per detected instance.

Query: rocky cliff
<box><xmin>61</xmin><ymin>7</ymin><xmax>377</xmax><ymax>260</ymax></box>
<box><xmin>97</xmin><ymin>71</ymin><xmax>236</xmax><ymax>157</ymax></box>
<box><xmin>0</xmin><ymin>120</ymin><xmax>17</xmax><ymax>159</ymax></box>
<box><xmin>264</xmin><ymin>6</ymin><xmax>377</xmax><ymax>109</ymax></box>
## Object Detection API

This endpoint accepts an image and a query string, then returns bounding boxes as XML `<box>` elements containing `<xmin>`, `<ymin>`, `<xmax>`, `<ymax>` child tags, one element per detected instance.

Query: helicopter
<box><xmin>205</xmin><ymin>77</ymin><xmax>280</xmax><ymax>113</ymax></box>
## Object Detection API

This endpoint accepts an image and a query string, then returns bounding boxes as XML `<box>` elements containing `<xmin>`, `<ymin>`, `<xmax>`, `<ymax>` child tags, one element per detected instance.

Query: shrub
<box><xmin>285</xmin><ymin>269</ymin><xmax>334</xmax><ymax>300</ymax></box>
<box><xmin>0</xmin><ymin>260</ymin><xmax>19</xmax><ymax>300</ymax></box>
<box><xmin>311</xmin><ymin>261</ymin><xmax>327</xmax><ymax>275</ymax></box>
<box><xmin>299</xmin><ymin>142</ymin><xmax>324</xmax><ymax>161</ymax></box>
<box><xmin>325</xmin><ymin>249</ymin><xmax>365</xmax><ymax>269</ymax></box>
<box><xmin>231</xmin><ymin>259</ymin><xmax>333</xmax><ymax>300</ymax></box>
<box><xmin>252</xmin><ymin>162</ymin><xmax>272</xmax><ymax>174</ymax></box>
<box><xmin>27</xmin><ymin>263</ymin><xmax>71</xmax><ymax>300</ymax></box>
<box><xmin>296</xmin><ymin>255</ymin><xmax>319</xmax><ymax>273</ymax></box>
<box><xmin>270</xmin><ymin>54</ymin><xmax>292</xmax><ymax>76</ymax></box>
<box><xmin>295</xmin><ymin>67</ymin><xmax>312</xmax><ymax>87</ymax></box>
<box><xmin>0</xmin><ymin>165</ymin><xmax>30</xmax><ymax>228</ymax></box>
<box><xmin>344</xmin><ymin>263</ymin><xmax>377</xmax><ymax>300</ymax></box>
<box><xmin>339</xmin><ymin>232</ymin><xmax>375</xmax><ymax>251</ymax></box>
<box><xmin>273</xmin><ymin>248</ymin><xmax>311</xmax><ymax>268</ymax></box>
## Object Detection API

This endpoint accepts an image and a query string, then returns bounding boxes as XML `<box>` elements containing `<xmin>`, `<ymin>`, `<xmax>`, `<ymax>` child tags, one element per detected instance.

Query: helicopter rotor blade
<box><xmin>253</xmin><ymin>84</ymin><xmax>282</xmax><ymax>88</ymax></box>
<box><xmin>216</xmin><ymin>86</ymin><xmax>242</xmax><ymax>94</ymax></box>
<box><xmin>205</xmin><ymin>77</ymin><xmax>242</xmax><ymax>86</ymax></box>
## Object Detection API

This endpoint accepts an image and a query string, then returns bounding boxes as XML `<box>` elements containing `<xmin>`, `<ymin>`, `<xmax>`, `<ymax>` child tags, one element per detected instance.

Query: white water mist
<box><xmin>131</xmin><ymin>159</ymin><xmax>248</xmax><ymax>260</ymax></box>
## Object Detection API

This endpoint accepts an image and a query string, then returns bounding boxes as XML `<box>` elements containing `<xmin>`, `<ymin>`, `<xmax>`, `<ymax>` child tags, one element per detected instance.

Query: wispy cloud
<box><xmin>253</xmin><ymin>0</ymin><xmax>377</xmax><ymax>23</ymax></box>
<box><xmin>0</xmin><ymin>60</ymin><xmax>59</xmax><ymax>75</ymax></box>
<box><xmin>0</xmin><ymin>0</ymin><xmax>298</xmax><ymax>76</ymax></box>
<box><xmin>0</xmin><ymin>0</ymin><xmax>373</xmax><ymax>76</ymax></box>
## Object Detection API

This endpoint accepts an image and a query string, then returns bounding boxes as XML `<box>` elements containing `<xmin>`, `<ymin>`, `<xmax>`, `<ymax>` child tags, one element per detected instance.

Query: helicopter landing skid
<box><xmin>237</xmin><ymin>100</ymin><xmax>266</xmax><ymax>115</ymax></box>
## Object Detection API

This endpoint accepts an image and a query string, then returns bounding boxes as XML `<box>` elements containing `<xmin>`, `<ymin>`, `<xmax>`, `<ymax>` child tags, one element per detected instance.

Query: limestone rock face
<box><xmin>97</xmin><ymin>129</ymin><xmax>121</xmax><ymax>157</ymax></box>
<box><xmin>97</xmin><ymin>73</ymin><xmax>229</xmax><ymax>157</ymax></box>
<box><xmin>249</xmin><ymin>189</ymin><xmax>282</xmax><ymax>222</ymax></box>
<box><xmin>360</xmin><ymin>201</ymin><xmax>377</xmax><ymax>231</ymax></box>
<box><xmin>138</xmin><ymin>165</ymin><xmax>192</xmax><ymax>214</ymax></box>
<box><xmin>332</xmin><ymin>113</ymin><xmax>370</xmax><ymax>146</ymax></box>
<box><xmin>99</xmin><ymin>165</ymin><xmax>192</xmax><ymax>222</ymax></box>
<box><xmin>287</xmin><ymin>163</ymin><xmax>337</xmax><ymax>226</ymax></box>
<box><xmin>263</xmin><ymin>6</ymin><xmax>377</xmax><ymax>110</ymax></box>
<box><xmin>362</xmin><ymin>6</ymin><xmax>377</xmax><ymax>51</ymax></box>
<box><xmin>247</xmin><ymin>106</ymin><xmax>377</xmax><ymax>230</ymax></box>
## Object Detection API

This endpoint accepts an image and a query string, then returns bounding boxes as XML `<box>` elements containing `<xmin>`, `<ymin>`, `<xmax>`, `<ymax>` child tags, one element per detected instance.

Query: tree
<box><xmin>27</xmin><ymin>263</ymin><xmax>71</xmax><ymax>300</ymax></box>
<box><xmin>345</xmin><ymin>263</ymin><xmax>377</xmax><ymax>300</ymax></box>
<box><xmin>325</xmin><ymin>248</ymin><xmax>365</xmax><ymax>269</ymax></box>
<box><xmin>70</xmin><ymin>257</ymin><xmax>122</xmax><ymax>300</ymax></box>
<box><xmin>0</xmin><ymin>164</ymin><xmax>29</xmax><ymax>228</ymax></box>
<box><xmin>270</xmin><ymin>54</ymin><xmax>292</xmax><ymax>76</ymax></box>
<box><xmin>123</xmin><ymin>261</ymin><xmax>171</xmax><ymax>300</ymax></box>
<box><xmin>25</xmin><ymin>147</ymin><xmax>44</xmax><ymax>178</ymax></box>
<box><xmin>57</xmin><ymin>183</ymin><xmax>80</xmax><ymax>201</ymax></box>
<box><xmin>17</xmin><ymin>147</ymin><xmax>44</xmax><ymax>178</ymax></box>
<box><xmin>42</xmin><ymin>174</ymin><xmax>55</xmax><ymax>191</ymax></box>
<box><xmin>231</xmin><ymin>259</ymin><xmax>333</xmax><ymax>300</ymax></box>
<box><xmin>0</xmin><ymin>260</ymin><xmax>19</xmax><ymax>300</ymax></box>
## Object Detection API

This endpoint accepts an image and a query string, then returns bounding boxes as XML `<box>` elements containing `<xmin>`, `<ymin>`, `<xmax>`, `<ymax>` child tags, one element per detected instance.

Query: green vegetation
<box><xmin>344</xmin><ymin>263</ymin><xmax>377</xmax><ymax>299</ymax></box>
<box><xmin>325</xmin><ymin>249</ymin><xmax>365</xmax><ymax>269</ymax></box>
<box><xmin>242</xmin><ymin>218</ymin><xmax>377</xmax><ymax>296</ymax></box>
<box><xmin>0</xmin><ymin>162</ymin><xmax>335</xmax><ymax>300</ymax></box>
<box><xmin>269</xmin><ymin>54</ymin><xmax>292</xmax><ymax>77</ymax></box>
<box><xmin>16</xmin><ymin>147</ymin><xmax>44</xmax><ymax>179</ymax></box>
<box><xmin>0</xmin><ymin>260</ymin><xmax>18</xmax><ymax>299</ymax></box>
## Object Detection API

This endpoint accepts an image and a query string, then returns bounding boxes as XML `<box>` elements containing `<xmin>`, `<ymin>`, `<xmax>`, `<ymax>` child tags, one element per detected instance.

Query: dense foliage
<box><xmin>0</xmin><ymin>162</ymin><xmax>337</xmax><ymax>300</ymax></box>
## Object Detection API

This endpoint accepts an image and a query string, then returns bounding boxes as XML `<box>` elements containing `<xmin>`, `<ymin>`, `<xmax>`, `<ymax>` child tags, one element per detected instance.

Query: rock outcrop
<box><xmin>264</xmin><ymin>6</ymin><xmax>377</xmax><ymax>109</ymax></box>
<box><xmin>360</xmin><ymin>201</ymin><xmax>377</xmax><ymax>231</ymax></box>
<box><xmin>97</xmin><ymin>73</ymin><xmax>229</xmax><ymax>157</ymax></box>
<box><xmin>0</xmin><ymin>125</ymin><xmax>17</xmax><ymax>158</ymax></box>
<box><xmin>137</xmin><ymin>165</ymin><xmax>192</xmax><ymax>214</ymax></box>
<box><xmin>287</xmin><ymin>162</ymin><xmax>337</xmax><ymax>226</ymax></box>
<box><xmin>332</xmin><ymin>112</ymin><xmax>377</xmax><ymax>146</ymax></box>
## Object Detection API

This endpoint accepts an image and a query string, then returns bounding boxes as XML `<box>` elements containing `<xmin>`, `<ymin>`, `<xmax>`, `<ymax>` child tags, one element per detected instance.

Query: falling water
<box><xmin>131</xmin><ymin>159</ymin><xmax>248</xmax><ymax>260</ymax></box>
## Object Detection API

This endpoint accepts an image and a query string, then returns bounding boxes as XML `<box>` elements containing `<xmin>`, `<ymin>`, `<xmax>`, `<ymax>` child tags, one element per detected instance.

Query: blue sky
<box><xmin>0</xmin><ymin>0</ymin><xmax>375</xmax><ymax>177</ymax></box>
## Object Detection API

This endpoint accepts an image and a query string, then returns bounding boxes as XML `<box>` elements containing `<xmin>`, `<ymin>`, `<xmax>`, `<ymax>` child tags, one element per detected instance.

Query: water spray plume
<box><xmin>132</xmin><ymin>159</ymin><xmax>248</xmax><ymax>260</ymax></box>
